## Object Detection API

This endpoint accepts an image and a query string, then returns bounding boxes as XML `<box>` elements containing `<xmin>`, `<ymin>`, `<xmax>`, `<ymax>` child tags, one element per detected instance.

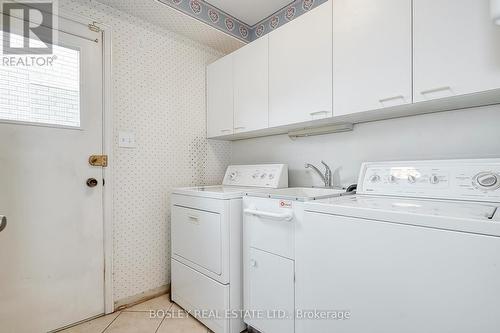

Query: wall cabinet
<box><xmin>207</xmin><ymin>54</ymin><xmax>233</xmax><ymax>138</ymax></box>
<box><xmin>333</xmin><ymin>0</ymin><xmax>412</xmax><ymax>116</ymax></box>
<box><xmin>206</xmin><ymin>0</ymin><xmax>500</xmax><ymax>140</ymax></box>
<box><xmin>269</xmin><ymin>1</ymin><xmax>332</xmax><ymax>127</ymax></box>
<box><xmin>233</xmin><ymin>36</ymin><xmax>269</xmax><ymax>133</ymax></box>
<box><xmin>414</xmin><ymin>0</ymin><xmax>500</xmax><ymax>102</ymax></box>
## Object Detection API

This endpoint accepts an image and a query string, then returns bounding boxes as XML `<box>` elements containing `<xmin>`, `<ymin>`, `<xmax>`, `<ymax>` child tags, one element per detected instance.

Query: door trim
<box><xmin>102</xmin><ymin>20</ymin><xmax>114</xmax><ymax>315</ymax></box>
<box><xmin>58</xmin><ymin>9</ymin><xmax>115</xmax><ymax>314</ymax></box>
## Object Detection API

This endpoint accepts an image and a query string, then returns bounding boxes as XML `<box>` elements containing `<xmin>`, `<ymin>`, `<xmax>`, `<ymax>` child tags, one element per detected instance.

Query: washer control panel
<box><xmin>358</xmin><ymin>159</ymin><xmax>500</xmax><ymax>202</ymax></box>
<box><xmin>222</xmin><ymin>164</ymin><xmax>288</xmax><ymax>188</ymax></box>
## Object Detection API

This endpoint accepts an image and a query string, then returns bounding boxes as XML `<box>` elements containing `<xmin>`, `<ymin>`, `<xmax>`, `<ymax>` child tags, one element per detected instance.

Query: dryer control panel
<box><xmin>358</xmin><ymin>159</ymin><xmax>500</xmax><ymax>202</ymax></box>
<box><xmin>222</xmin><ymin>164</ymin><xmax>288</xmax><ymax>188</ymax></box>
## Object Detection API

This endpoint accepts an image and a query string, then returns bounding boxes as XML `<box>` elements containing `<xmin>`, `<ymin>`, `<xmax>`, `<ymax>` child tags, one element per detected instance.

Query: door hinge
<box><xmin>89</xmin><ymin>155</ymin><xmax>108</xmax><ymax>167</ymax></box>
<box><xmin>88</xmin><ymin>21</ymin><xmax>102</xmax><ymax>33</ymax></box>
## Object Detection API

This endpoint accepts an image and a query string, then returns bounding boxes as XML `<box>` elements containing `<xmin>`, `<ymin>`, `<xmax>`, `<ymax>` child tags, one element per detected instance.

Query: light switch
<box><xmin>118</xmin><ymin>131</ymin><xmax>136</xmax><ymax>148</ymax></box>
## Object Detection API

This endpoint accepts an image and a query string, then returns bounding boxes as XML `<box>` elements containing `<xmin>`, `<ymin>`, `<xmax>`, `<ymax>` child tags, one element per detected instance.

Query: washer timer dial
<box><xmin>229</xmin><ymin>172</ymin><xmax>238</xmax><ymax>181</ymax></box>
<box><xmin>473</xmin><ymin>172</ymin><xmax>500</xmax><ymax>191</ymax></box>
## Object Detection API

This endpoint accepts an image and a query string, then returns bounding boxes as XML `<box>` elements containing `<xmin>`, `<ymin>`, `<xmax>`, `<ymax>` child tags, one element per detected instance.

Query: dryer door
<box><xmin>172</xmin><ymin>206</ymin><xmax>223</xmax><ymax>276</ymax></box>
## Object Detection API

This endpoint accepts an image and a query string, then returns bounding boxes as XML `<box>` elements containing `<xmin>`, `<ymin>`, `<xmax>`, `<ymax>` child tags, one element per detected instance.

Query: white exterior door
<box><xmin>0</xmin><ymin>17</ymin><xmax>105</xmax><ymax>333</ymax></box>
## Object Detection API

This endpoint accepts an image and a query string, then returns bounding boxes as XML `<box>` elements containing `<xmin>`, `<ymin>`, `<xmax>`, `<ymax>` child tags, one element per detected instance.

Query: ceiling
<box><xmin>92</xmin><ymin>0</ymin><xmax>245</xmax><ymax>54</ymax></box>
<box><xmin>206</xmin><ymin>0</ymin><xmax>294</xmax><ymax>26</ymax></box>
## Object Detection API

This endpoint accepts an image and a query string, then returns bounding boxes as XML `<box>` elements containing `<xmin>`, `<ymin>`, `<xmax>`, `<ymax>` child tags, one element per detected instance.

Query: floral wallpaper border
<box><xmin>251</xmin><ymin>0</ymin><xmax>328</xmax><ymax>41</ymax></box>
<box><xmin>157</xmin><ymin>0</ymin><xmax>329</xmax><ymax>43</ymax></box>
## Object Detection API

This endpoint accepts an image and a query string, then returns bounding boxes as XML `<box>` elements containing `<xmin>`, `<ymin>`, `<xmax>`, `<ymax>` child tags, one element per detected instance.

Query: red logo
<box><xmin>279</xmin><ymin>200</ymin><xmax>292</xmax><ymax>208</ymax></box>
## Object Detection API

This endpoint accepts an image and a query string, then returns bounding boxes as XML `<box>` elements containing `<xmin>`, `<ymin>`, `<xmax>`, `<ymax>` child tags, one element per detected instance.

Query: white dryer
<box><xmin>297</xmin><ymin>159</ymin><xmax>500</xmax><ymax>333</ymax></box>
<box><xmin>171</xmin><ymin>164</ymin><xmax>288</xmax><ymax>333</ymax></box>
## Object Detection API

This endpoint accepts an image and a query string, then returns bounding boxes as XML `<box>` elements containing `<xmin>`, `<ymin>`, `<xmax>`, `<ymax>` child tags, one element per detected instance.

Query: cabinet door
<box><xmin>246</xmin><ymin>248</ymin><xmax>294</xmax><ymax>333</ymax></box>
<box><xmin>269</xmin><ymin>1</ymin><xmax>332</xmax><ymax>127</ymax></box>
<box><xmin>233</xmin><ymin>36</ymin><xmax>269</xmax><ymax>133</ymax></box>
<box><xmin>414</xmin><ymin>0</ymin><xmax>500</xmax><ymax>102</ymax></box>
<box><xmin>333</xmin><ymin>0</ymin><xmax>412</xmax><ymax>116</ymax></box>
<box><xmin>207</xmin><ymin>54</ymin><xmax>233</xmax><ymax>138</ymax></box>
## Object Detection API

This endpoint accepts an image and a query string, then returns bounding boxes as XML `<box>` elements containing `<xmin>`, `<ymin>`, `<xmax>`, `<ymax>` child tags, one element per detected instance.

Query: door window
<box><xmin>0</xmin><ymin>32</ymin><xmax>81</xmax><ymax>127</ymax></box>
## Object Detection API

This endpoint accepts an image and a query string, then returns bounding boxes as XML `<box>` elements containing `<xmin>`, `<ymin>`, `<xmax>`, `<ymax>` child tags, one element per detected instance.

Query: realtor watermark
<box><xmin>149</xmin><ymin>308</ymin><xmax>352</xmax><ymax>321</ymax></box>
<box><xmin>1</xmin><ymin>0</ymin><xmax>58</xmax><ymax>66</ymax></box>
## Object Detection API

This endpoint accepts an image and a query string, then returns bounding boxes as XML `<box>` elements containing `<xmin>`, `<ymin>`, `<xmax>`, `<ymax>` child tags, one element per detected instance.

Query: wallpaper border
<box><xmin>156</xmin><ymin>0</ymin><xmax>329</xmax><ymax>43</ymax></box>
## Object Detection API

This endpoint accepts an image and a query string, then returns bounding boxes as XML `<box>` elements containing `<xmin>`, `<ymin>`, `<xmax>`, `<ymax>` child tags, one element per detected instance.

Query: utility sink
<box><xmin>246</xmin><ymin>187</ymin><xmax>351</xmax><ymax>201</ymax></box>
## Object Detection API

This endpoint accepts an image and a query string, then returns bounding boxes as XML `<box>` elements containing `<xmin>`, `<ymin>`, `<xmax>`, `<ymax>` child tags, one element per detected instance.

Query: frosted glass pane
<box><xmin>0</xmin><ymin>33</ymin><xmax>81</xmax><ymax>127</ymax></box>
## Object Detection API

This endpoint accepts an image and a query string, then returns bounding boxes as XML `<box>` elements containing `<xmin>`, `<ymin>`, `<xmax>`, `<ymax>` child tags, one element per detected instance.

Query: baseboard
<box><xmin>114</xmin><ymin>284</ymin><xmax>171</xmax><ymax>311</ymax></box>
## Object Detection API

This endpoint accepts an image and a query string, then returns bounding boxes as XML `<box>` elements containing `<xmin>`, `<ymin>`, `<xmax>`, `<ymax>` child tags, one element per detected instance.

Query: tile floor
<box><xmin>60</xmin><ymin>295</ymin><xmax>216</xmax><ymax>333</ymax></box>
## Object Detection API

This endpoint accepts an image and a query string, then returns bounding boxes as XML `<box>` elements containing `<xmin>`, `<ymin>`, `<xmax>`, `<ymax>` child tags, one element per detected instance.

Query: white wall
<box><xmin>60</xmin><ymin>0</ymin><xmax>231</xmax><ymax>303</ymax></box>
<box><xmin>232</xmin><ymin>105</ymin><xmax>500</xmax><ymax>188</ymax></box>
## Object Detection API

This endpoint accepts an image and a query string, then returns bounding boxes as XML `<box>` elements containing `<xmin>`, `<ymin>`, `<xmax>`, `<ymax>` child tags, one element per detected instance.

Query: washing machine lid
<box><xmin>244</xmin><ymin>187</ymin><xmax>348</xmax><ymax>201</ymax></box>
<box><xmin>305</xmin><ymin>195</ymin><xmax>500</xmax><ymax>236</ymax></box>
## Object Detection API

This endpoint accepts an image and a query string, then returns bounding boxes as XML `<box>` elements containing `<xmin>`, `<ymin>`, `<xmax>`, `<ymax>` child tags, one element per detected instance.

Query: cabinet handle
<box><xmin>220</xmin><ymin>129</ymin><xmax>231</xmax><ymax>133</ymax></box>
<box><xmin>420</xmin><ymin>86</ymin><xmax>453</xmax><ymax>96</ymax></box>
<box><xmin>309</xmin><ymin>111</ymin><xmax>330</xmax><ymax>116</ymax></box>
<box><xmin>379</xmin><ymin>95</ymin><xmax>405</xmax><ymax>104</ymax></box>
<box><xmin>234</xmin><ymin>127</ymin><xmax>246</xmax><ymax>131</ymax></box>
<box><xmin>187</xmin><ymin>215</ymin><xmax>200</xmax><ymax>225</ymax></box>
<box><xmin>244</xmin><ymin>208</ymin><xmax>293</xmax><ymax>222</ymax></box>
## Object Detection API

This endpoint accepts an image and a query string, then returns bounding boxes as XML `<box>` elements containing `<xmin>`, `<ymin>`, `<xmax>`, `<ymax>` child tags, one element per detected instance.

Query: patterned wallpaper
<box><xmin>60</xmin><ymin>0</ymin><xmax>231</xmax><ymax>303</ymax></box>
<box><xmin>157</xmin><ymin>0</ymin><xmax>329</xmax><ymax>42</ymax></box>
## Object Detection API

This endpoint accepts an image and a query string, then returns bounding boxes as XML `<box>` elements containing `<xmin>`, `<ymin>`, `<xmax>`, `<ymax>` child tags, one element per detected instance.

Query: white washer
<box><xmin>297</xmin><ymin>159</ymin><xmax>500</xmax><ymax>333</ymax></box>
<box><xmin>171</xmin><ymin>164</ymin><xmax>288</xmax><ymax>333</ymax></box>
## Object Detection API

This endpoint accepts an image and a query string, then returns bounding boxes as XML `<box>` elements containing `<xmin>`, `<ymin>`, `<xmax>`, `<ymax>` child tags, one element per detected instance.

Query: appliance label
<box><xmin>279</xmin><ymin>200</ymin><xmax>292</xmax><ymax>209</ymax></box>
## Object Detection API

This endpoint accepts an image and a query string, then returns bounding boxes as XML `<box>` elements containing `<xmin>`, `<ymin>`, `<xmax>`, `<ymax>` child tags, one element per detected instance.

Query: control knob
<box><xmin>388</xmin><ymin>175</ymin><xmax>397</xmax><ymax>183</ymax></box>
<box><xmin>369</xmin><ymin>175</ymin><xmax>381</xmax><ymax>183</ymax></box>
<box><xmin>407</xmin><ymin>175</ymin><xmax>417</xmax><ymax>184</ymax></box>
<box><xmin>473</xmin><ymin>172</ymin><xmax>500</xmax><ymax>191</ymax></box>
<box><xmin>429</xmin><ymin>175</ymin><xmax>440</xmax><ymax>184</ymax></box>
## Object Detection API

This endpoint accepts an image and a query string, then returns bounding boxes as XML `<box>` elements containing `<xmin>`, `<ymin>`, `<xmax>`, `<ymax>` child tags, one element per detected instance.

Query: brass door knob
<box><xmin>86</xmin><ymin>178</ymin><xmax>99</xmax><ymax>188</ymax></box>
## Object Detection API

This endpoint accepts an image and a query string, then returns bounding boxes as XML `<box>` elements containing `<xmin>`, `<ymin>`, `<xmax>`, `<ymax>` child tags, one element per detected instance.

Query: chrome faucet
<box><xmin>305</xmin><ymin>161</ymin><xmax>333</xmax><ymax>187</ymax></box>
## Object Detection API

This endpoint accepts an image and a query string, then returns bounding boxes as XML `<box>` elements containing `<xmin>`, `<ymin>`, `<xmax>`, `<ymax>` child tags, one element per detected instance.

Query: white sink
<box><xmin>247</xmin><ymin>187</ymin><xmax>349</xmax><ymax>201</ymax></box>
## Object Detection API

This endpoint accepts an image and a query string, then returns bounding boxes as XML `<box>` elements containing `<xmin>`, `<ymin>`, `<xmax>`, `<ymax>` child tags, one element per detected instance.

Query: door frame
<box><xmin>57</xmin><ymin>9</ymin><xmax>115</xmax><ymax>314</ymax></box>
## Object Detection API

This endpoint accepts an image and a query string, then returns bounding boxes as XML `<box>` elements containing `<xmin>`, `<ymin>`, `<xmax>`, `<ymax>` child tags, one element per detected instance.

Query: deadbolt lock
<box><xmin>89</xmin><ymin>155</ymin><xmax>108</xmax><ymax>167</ymax></box>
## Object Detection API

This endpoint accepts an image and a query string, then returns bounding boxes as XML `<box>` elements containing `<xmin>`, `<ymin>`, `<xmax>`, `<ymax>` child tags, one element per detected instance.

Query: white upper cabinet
<box><xmin>333</xmin><ymin>0</ymin><xmax>412</xmax><ymax>116</ymax></box>
<box><xmin>233</xmin><ymin>36</ymin><xmax>269</xmax><ymax>133</ymax></box>
<box><xmin>207</xmin><ymin>54</ymin><xmax>233</xmax><ymax>138</ymax></box>
<box><xmin>207</xmin><ymin>0</ymin><xmax>500</xmax><ymax>140</ymax></box>
<box><xmin>414</xmin><ymin>0</ymin><xmax>500</xmax><ymax>102</ymax></box>
<box><xmin>269</xmin><ymin>1</ymin><xmax>333</xmax><ymax>128</ymax></box>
